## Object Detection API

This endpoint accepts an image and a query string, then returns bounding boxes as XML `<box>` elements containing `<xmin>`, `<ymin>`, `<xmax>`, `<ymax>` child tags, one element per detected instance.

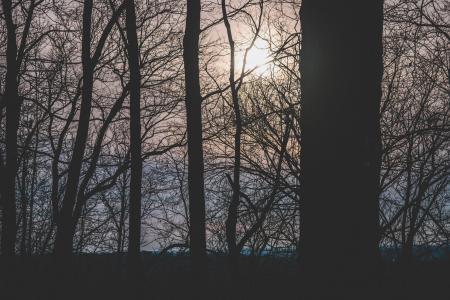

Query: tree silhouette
<box><xmin>0</xmin><ymin>0</ymin><xmax>41</xmax><ymax>256</ymax></box>
<box><xmin>1</xmin><ymin>0</ymin><xmax>20</xmax><ymax>256</ymax></box>
<box><xmin>221</xmin><ymin>0</ymin><xmax>264</xmax><ymax>279</ymax></box>
<box><xmin>183</xmin><ymin>0</ymin><xmax>207</xmax><ymax>291</ymax></box>
<box><xmin>125</xmin><ymin>0</ymin><xmax>142</xmax><ymax>264</ymax></box>
<box><xmin>53</xmin><ymin>0</ymin><xmax>126</xmax><ymax>256</ymax></box>
<box><xmin>299</xmin><ymin>1</ymin><xmax>384</xmax><ymax>298</ymax></box>
<box><xmin>124</xmin><ymin>0</ymin><xmax>143</xmax><ymax>296</ymax></box>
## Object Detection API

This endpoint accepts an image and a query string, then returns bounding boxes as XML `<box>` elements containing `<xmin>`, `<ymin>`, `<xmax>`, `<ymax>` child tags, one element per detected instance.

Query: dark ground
<box><xmin>0</xmin><ymin>254</ymin><xmax>449</xmax><ymax>300</ymax></box>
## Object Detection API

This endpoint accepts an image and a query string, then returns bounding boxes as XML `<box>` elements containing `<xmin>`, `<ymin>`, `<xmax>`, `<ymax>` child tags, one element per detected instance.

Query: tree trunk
<box><xmin>118</xmin><ymin>171</ymin><xmax>127</xmax><ymax>254</ymax></box>
<box><xmin>125</xmin><ymin>1</ymin><xmax>142</xmax><ymax>292</ymax></box>
<box><xmin>53</xmin><ymin>0</ymin><xmax>94</xmax><ymax>257</ymax></box>
<box><xmin>53</xmin><ymin>0</ymin><xmax>126</xmax><ymax>257</ymax></box>
<box><xmin>27</xmin><ymin>127</ymin><xmax>39</xmax><ymax>255</ymax></box>
<box><xmin>183</xmin><ymin>0</ymin><xmax>207</xmax><ymax>291</ymax></box>
<box><xmin>299</xmin><ymin>1</ymin><xmax>383</xmax><ymax>299</ymax></box>
<box><xmin>1</xmin><ymin>0</ymin><xmax>20</xmax><ymax>256</ymax></box>
<box><xmin>221</xmin><ymin>0</ymin><xmax>242</xmax><ymax>277</ymax></box>
<box><xmin>19</xmin><ymin>155</ymin><xmax>28</xmax><ymax>256</ymax></box>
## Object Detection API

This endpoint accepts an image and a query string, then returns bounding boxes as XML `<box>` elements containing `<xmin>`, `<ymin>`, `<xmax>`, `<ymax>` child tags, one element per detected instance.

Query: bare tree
<box><xmin>0</xmin><ymin>0</ymin><xmax>43</xmax><ymax>256</ymax></box>
<box><xmin>54</xmin><ymin>0</ymin><xmax>126</xmax><ymax>256</ymax></box>
<box><xmin>221</xmin><ymin>0</ymin><xmax>263</xmax><ymax>273</ymax></box>
<box><xmin>379</xmin><ymin>0</ymin><xmax>450</xmax><ymax>264</ymax></box>
<box><xmin>183</xmin><ymin>0</ymin><xmax>207</xmax><ymax>288</ymax></box>
<box><xmin>124</xmin><ymin>1</ymin><xmax>143</xmax><ymax>294</ymax></box>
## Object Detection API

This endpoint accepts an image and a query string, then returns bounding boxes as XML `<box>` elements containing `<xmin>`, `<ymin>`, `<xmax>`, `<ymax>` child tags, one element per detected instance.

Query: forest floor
<box><xmin>0</xmin><ymin>254</ymin><xmax>449</xmax><ymax>300</ymax></box>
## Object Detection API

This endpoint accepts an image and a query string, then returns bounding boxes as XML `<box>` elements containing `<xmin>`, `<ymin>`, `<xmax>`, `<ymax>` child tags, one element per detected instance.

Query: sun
<box><xmin>237</xmin><ymin>38</ymin><xmax>271</xmax><ymax>76</ymax></box>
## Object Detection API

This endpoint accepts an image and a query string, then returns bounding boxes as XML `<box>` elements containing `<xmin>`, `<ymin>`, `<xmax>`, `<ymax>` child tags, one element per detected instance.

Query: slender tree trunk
<box><xmin>183</xmin><ymin>0</ymin><xmax>207</xmax><ymax>291</ymax></box>
<box><xmin>401</xmin><ymin>137</ymin><xmax>414</xmax><ymax>263</ymax></box>
<box><xmin>125</xmin><ymin>2</ymin><xmax>142</xmax><ymax>291</ymax></box>
<box><xmin>1</xmin><ymin>0</ymin><xmax>20</xmax><ymax>256</ymax></box>
<box><xmin>27</xmin><ymin>59</ymin><xmax>40</xmax><ymax>256</ymax></box>
<box><xmin>125</xmin><ymin>0</ymin><xmax>142</xmax><ymax>258</ymax></box>
<box><xmin>50</xmin><ymin>4</ymin><xmax>94</xmax><ymax>295</ymax></box>
<box><xmin>221</xmin><ymin>0</ymin><xmax>241</xmax><ymax>276</ymax></box>
<box><xmin>118</xmin><ymin>172</ymin><xmax>127</xmax><ymax>254</ymax></box>
<box><xmin>27</xmin><ymin>128</ymin><xmax>38</xmax><ymax>255</ymax></box>
<box><xmin>53</xmin><ymin>0</ymin><xmax>126</xmax><ymax>257</ymax></box>
<box><xmin>53</xmin><ymin>0</ymin><xmax>94</xmax><ymax>256</ymax></box>
<box><xmin>19</xmin><ymin>155</ymin><xmax>28</xmax><ymax>256</ymax></box>
<box><xmin>299</xmin><ymin>1</ymin><xmax>383</xmax><ymax>299</ymax></box>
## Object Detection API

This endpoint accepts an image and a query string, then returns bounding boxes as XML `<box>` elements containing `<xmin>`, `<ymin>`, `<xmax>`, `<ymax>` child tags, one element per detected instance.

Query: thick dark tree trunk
<box><xmin>183</xmin><ymin>0</ymin><xmax>207</xmax><ymax>292</ymax></box>
<box><xmin>299</xmin><ymin>1</ymin><xmax>384</xmax><ymax>299</ymax></box>
<box><xmin>1</xmin><ymin>0</ymin><xmax>20</xmax><ymax>256</ymax></box>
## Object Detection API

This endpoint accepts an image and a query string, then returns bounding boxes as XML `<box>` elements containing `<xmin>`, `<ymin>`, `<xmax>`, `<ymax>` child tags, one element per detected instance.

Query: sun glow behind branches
<box><xmin>237</xmin><ymin>38</ymin><xmax>271</xmax><ymax>76</ymax></box>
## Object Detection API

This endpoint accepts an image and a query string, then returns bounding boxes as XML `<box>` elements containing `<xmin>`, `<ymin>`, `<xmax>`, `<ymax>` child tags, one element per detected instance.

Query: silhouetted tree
<box><xmin>0</xmin><ymin>0</ymin><xmax>20</xmax><ymax>256</ymax></box>
<box><xmin>183</xmin><ymin>0</ymin><xmax>207</xmax><ymax>288</ymax></box>
<box><xmin>379</xmin><ymin>0</ymin><xmax>450</xmax><ymax>265</ymax></box>
<box><xmin>125</xmin><ymin>0</ymin><xmax>143</xmax><ymax>293</ymax></box>
<box><xmin>53</xmin><ymin>0</ymin><xmax>126</xmax><ymax>256</ymax></box>
<box><xmin>221</xmin><ymin>0</ymin><xmax>264</xmax><ymax>276</ymax></box>
<box><xmin>53</xmin><ymin>0</ymin><xmax>95</xmax><ymax>256</ymax></box>
<box><xmin>299</xmin><ymin>1</ymin><xmax>384</xmax><ymax>298</ymax></box>
<box><xmin>0</xmin><ymin>0</ymin><xmax>42</xmax><ymax>256</ymax></box>
<box><xmin>125</xmin><ymin>0</ymin><xmax>142</xmax><ymax>260</ymax></box>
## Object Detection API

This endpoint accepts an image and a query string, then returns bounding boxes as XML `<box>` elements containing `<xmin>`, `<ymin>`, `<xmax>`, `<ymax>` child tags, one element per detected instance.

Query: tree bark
<box><xmin>183</xmin><ymin>0</ymin><xmax>207</xmax><ymax>290</ymax></box>
<box><xmin>299</xmin><ymin>1</ymin><xmax>383</xmax><ymax>299</ymax></box>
